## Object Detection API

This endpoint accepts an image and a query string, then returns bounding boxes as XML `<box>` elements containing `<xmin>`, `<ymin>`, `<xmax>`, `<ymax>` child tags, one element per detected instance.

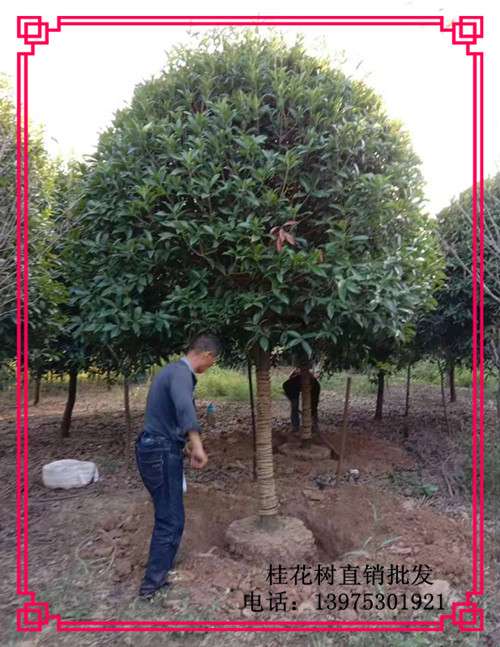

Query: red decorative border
<box><xmin>15</xmin><ymin>15</ymin><xmax>485</xmax><ymax>635</ymax></box>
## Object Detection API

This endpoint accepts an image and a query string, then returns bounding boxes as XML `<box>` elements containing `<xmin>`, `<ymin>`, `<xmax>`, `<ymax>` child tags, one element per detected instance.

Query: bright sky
<box><xmin>1</xmin><ymin>0</ymin><xmax>499</xmax><ymax>216</ymax></box>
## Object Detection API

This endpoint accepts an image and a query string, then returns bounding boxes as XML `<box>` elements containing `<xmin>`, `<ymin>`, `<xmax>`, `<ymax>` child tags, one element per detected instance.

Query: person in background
<box><xmin>282</xmin><ymin>367</ymin><xmax>321</xmax><ymax>434</ymax></box>
<box><xmin>134</xmin><ymin>333</ymin><xmax>221</xmax><ymax>600</ymax></box>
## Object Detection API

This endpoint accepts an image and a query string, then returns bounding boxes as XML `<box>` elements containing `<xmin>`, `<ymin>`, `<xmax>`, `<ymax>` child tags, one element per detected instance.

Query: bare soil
<box><xmin>0</xmin><ymin>379</ymin><xmax>498</xmax><ymax>646</ymax></box>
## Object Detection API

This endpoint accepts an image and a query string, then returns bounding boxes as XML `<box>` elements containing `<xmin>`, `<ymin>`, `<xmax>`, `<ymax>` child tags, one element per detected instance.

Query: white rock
<box><xmin>42</xmin><ymin>459</ymin><xmax>99</xmax><ymax>490</ymax></box>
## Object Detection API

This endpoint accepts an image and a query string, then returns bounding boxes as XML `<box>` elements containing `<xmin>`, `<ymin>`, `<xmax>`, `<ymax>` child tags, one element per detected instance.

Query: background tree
<box><xmin>0</xmin><ymin>74</ymin><xmax>17</xmax><ymax>328</ymax></box>
<box><xmin>435</xmin><ymin>173</ymin><xmax>500</xmax><ymax>419</ymax></box>
<box><xmin>0</xmin><ymin>75</ymin><xmax>62</xmax><ymax>395</ymax></box>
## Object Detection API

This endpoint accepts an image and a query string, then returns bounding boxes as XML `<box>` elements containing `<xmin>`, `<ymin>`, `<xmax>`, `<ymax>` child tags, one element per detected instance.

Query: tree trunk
<box><xmin>255</xmin><ymin>347</ymin><xmax>279</xmax><ymax>523</ymax></box>
<box><xmin>375</xmin><ymin>370</ymin><xmax>385</xmax><ymax>420</ymax></box>
<box><xmin>438</xmin><ymin>361</ymin><xmax>451</xmax><ymax>434</ymax></box>
<box><xmin>494</xmin><ymin>325</ymin><xmax>500</xmax><ymax>429</ymax></box>
<box><xmin>300</xmin><ymin>366</ymin><xmax>312</xmax><ymax>447</ymax></box>
<box><xmin>60</xmin><ymin>368</ymin><xmax>78</xmax><ymax>438</ymax></box>
<box><xmin>32</xmin><ymin>376</ymin><xmax>41</xmax><ymax>406</ymax></box>
<box><xmin>106</xmin><ymin>368</ymin><xmax>112</xmax><ymax>391</ymax></box>
<box><xmin>404</xmin><ymin>364</ymin><xmax>411</xmax><ymax>417</ymax></box>
<box><xmin>336</xmin><ymin>376</ymin><xmax>352</xmax><ymax>480</ymax></box>
<box><xmin>123</xmin><ymin>377</ymin><xmax>133</xmax><ymax>467</ymax></box>
<box><xmin>496</xmin><ymin>370</ymin><xmax>500</xmax><ymax>434</ymax></box>
<box><xmin>247</xmin><ymin>358</ymin><xmax>257</xmax><ymax>481</ymax></box>
<box><xmin>448</xmin><ymin>360</ymin><xmax>457</xmax><ymax>403</ymax></box>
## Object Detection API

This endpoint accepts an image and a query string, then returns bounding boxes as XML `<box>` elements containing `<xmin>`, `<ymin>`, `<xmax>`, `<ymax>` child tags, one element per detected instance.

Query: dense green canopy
<box><xmin>71</xmin><ymin>30</ymin><xmax>441</xmax><ymax>368</ymax></box>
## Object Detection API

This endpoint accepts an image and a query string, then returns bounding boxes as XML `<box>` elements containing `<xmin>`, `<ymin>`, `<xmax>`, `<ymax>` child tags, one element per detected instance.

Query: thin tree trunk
<box><xmin>494</xmin><ymin>325</ymin><xmax>500</xmax><ymax>428</ymax></box>
<box><xmin>336</xmin><ymin>376</ymin><xmax>352</xmax><ymax>481</ymax></box>
<box><xmin>255</xmin><ymin>347</ymin><xmax>279</xmax><ymax>525</ymax></box>
<box><xmin>106</xmin><ymin>368</ymin><xmax>112</xmax><ymax>391</ymax></box>
<box><xmin>404</xmin><ymin>364</ymin><xmax>411</xmax><ymax>417</ymax></box>
<box><xmin>496</xmin><ymin>371</ymin><xmax>500</xmax><ymax>433</ymax></box>
<box><xmin>438</xmin><ymin>361</ymin><xmax>451</xmax><ymax>434</ymax></box>
<box><xmin>123</xmin><ymin>377</ymin><xmax>133</xmax><ymax>467</ymax></box>
<box><xmin>448</xmin><ymin>360</ymin><xmax>457</xmax><ymax>403</ymax></box>
<box><xmin>375</xmin><ymin>370</ymin><xmax>385</xmax><ymax>420</ymax></box>
<box><xmin>32</xmin><ymin>376</ymin><xmax>41</xmax><ymax>406</ymax></box>
<box><xmin>300</xmin><ymin>366</ymin><xmax>312</xmax><ymax>447</ymax></box>
<box><xmin>60</xmin><ymin>368</ymin><xmax>78</xmax><ymax>438</ymax></box>
<box><xmin>247</xmin><ymin>358</ymin><xmax>257</xmax><ymax>481</ymax></box>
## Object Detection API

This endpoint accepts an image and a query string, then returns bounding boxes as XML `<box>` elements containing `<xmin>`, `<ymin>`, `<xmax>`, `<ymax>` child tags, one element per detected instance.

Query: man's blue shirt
<box><xmin>143</xmin><ymin>359</ymin><xmax>201</xmax><ymax>445</ymax></box>
<box><xmin>180</xmin><ymin>356</ymin><xmax>195</xmax><ymax>375</ymax></box>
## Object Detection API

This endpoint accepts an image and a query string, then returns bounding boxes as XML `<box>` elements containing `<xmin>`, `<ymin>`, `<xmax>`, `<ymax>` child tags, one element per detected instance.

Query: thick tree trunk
<box><xmin>375</xmin><ymin>370</ymin><xmax>385</xmax><ymax>420</ymax></box>
<box><xmin>448</xmin><ymin>360</ymin><xmax>457</xmax><ymax>403</ymax></box>
<box><xmin>60</xmin><ymin>369</ymin><xmax>78</xmax><ymax>438</ymax></box>
<box><xmin>255</xmin><ymin>347</ymin><xmax>279</xmax><ymax>523</ymax></box>
<box><xmin>404</xmin><ymin>364</ymin><xmax>411</xmax><ymax>417</ymax></box>
<box><xmin>32</xmin><ymin>377</ymin><xmax>41</xmax><ymax>406</ymax></box>
<box><xmin>300</xmin><ymin>366</ymin><xmax>312</xmax><ymax>447</ymax></box>
<box><xmin>123</xmin><ymin>377</ymin><xmax>133</xmax><ymax>467</ymax></box>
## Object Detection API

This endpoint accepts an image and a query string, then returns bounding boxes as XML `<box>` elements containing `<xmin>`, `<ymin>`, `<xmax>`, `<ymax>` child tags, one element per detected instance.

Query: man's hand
<box><xmin>186</xmin><ymin>431</ymin><xmax>208</xmax><ymax>469</ymax></box>
<box><xmin>190</xmin><ymin>444</ymin><xmax>208</xmax><ymax>469</ymax></box>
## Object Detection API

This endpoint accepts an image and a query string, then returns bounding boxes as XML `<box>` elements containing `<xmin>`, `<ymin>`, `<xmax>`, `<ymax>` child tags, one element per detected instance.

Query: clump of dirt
<box><xmin>225</xmin><ymin>514</ymin><xmax>317</xmax><ymax>563</ymax></box>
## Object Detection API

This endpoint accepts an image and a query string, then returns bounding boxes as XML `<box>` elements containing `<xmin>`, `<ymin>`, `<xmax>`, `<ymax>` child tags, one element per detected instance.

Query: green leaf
<box><xmin>338</xmin><ymin>280</ymin><xmax>347</xmax><ymax>302</ymax></box>
<box><xmin>300</xmin><ymin>339</ymin><xmax>313</xmax><ymax>357</ymax></box>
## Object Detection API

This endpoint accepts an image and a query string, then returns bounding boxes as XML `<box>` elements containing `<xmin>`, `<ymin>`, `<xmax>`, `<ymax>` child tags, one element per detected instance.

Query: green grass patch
<box><xmin>321</xmin><ymin>360</ymin><xmax>497</xmax><ymax>400</ymax></box>
<box><xmin>195</xmin><ymin>365</ymin><xmax>284</xmax><ymax>401</ymax></box>
<box><xmin>6</xmin><ymin>359</ymin><xmax>497</xmax><ymax>405</ymax></box>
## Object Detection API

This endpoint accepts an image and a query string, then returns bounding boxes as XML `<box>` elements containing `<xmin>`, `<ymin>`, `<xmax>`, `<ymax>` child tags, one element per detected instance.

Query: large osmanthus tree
<box><xmin>73</xmin><ymin>29</ymin><xmax>441</xmax><ymax>523</ymax></box>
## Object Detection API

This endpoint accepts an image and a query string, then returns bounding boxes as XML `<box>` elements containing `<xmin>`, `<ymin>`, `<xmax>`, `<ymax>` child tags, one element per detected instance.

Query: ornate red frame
<box><xmin>15</xmin><ymin>14</ymin><xmax>485</xmax><ymax>635</ymax></box>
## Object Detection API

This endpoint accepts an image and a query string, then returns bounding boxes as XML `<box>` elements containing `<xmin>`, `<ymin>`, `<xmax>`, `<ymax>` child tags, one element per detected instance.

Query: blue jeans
<box><xmin>289</xmin><ymin>397</ymin><xmax>320</xmax><ymax>433</ymax></box>
<box><xmin>134</xmin><ymin>431</ymin><xmax>185</xmax><ymax>594</ymax></box>
<box><xmin>290</xmin><ymin>397</ymin><xmax>301</xmax><ymax>432</ymax></box>
<box><xmin>283</xmin><ymin>376</ymin><xmax>320</xmax><ymax>434</ymax></box>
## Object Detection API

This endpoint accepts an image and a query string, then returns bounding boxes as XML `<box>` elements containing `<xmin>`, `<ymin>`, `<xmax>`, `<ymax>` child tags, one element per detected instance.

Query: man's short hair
<box><xmin>187</xmin><ymin>333</ymin><xmax>222</xmax><ymax>357</ymax></box>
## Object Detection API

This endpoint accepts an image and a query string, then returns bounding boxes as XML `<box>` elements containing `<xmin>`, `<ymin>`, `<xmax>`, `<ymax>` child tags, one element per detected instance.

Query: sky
<box><xmin>1</xmin><ymin>0</ymin><xmax>499</xmax><ymax>216</ymax></box>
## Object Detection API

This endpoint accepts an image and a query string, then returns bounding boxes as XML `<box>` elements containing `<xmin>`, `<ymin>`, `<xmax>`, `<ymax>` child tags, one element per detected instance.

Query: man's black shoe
<box><xmin>138</xmin><ymin>581</ymin><xmax>170</xmax><ymax>601</ymax></box>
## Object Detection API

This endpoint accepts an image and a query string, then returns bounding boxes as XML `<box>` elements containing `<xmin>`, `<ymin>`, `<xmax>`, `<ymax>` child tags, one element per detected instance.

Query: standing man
<box><xmin>135</xmin><ymin>333</ymin><xmax>221</xmax><ymax>600</ymax></box>
<box><xmin>282</xmin><ymin>367</ymin><xmax>321</xmax><ymax>434</ymax></box>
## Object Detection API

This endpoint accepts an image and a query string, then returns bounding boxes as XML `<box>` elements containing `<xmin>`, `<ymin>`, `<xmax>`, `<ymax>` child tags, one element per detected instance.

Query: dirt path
<box><xmin>0</xmin><ymin>382</ymin><xmax>497</xmax><ymax>646</ymax></box>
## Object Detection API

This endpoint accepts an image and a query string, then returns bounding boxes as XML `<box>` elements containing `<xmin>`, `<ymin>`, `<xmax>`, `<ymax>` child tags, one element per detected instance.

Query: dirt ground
<box><xmin>0</xmin><ymin>378</ymin><xmax>498</xmax><ymax>646</ymax></box>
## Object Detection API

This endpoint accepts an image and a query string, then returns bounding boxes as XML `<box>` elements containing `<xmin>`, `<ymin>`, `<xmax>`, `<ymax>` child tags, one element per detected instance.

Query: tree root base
<box><xmin>225</xmin><ymin>514</ymin><xmax>317</xmax><ymax>563</ymax></box>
